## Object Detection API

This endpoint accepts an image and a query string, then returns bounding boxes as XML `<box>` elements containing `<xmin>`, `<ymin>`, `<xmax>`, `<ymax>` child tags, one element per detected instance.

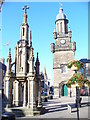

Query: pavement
<box><xmin>16</xmin><ymin>96</ymin><xmax>90</xmax><ymax>120</ymax></box>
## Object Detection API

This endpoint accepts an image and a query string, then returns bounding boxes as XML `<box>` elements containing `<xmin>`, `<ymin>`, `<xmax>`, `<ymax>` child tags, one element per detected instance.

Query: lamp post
<box><xmin>74</xmin><ymin>70</ymin><xmax>80</xmax><ymax>120</ymax></box>
<box><xmin>67</xmin><ymin>60</ymin><xmax>90</xmax><ymax>120</ymax></box>
<box><xmin>67</xmin><ymin>61</ymin><xmax>82</xmax><ymax>120</ymax></box>
<box><xmin>76</xmin><ymin>83</ymin><xmax>80</xmax><ymax>120</ymax></box>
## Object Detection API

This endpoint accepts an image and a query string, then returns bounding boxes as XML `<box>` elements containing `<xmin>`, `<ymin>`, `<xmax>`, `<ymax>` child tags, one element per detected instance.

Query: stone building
<box><xmin>51</xmin><ymin>5</ymin><xmax>76</xmax><ymax>98</ymax></box>
<box><xmin>41</xmin><ymin>67</ymin><xmax>50</xmax><ymax>96</ymax></box>
<box><xmin>0</xmin><ymin>58</ymin><xmax>6</xmax><ymax>97</ymax></box>
<box><xmin>80</xmin><ymin>59</ymin><xmax>90</xmax><ymax>80</ymax></box>
<box><xmin>3</xmin><ymin>5</ymin><xmax>42</xmax><ymax>116</ymax></box>
<box><xmin>79</xmin><ymin>58</ymin><xmax>90</xmax><ymax>95</ymax></box>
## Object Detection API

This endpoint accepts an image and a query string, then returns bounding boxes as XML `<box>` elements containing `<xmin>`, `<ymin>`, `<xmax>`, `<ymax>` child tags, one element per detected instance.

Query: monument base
<box><xmin>3</xmin><ymin>106</ymin><xmax>46</xmax><ymax>117</ymax></box>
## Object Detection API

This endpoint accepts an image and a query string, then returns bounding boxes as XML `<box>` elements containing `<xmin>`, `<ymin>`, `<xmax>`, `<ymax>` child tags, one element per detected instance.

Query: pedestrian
<box><xmin>70</xmin><ymin>89</ymin><xmax>72</xmax><ymax>97</ymax></box>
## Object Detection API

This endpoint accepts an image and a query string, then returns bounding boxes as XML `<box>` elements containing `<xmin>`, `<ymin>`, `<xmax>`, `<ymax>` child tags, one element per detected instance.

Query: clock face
<box><xmin>60</xmin><ymin>39</ymin><xmax>66</xmax><ymax>45</ymax></box>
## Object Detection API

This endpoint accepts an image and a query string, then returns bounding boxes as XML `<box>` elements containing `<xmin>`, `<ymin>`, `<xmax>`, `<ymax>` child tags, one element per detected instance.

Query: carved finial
<box><xmin>69</xmin><ymin>27</ymin><xmax>71</xmax><ymax>32</ymax></box>
<box><xmin>37</xmin><ymin>52</ymin><xmax>39</xmax><ymax>60</ymax></box>
<box><xmin>22</xmin><ymin>5</ymin><xmax>29</xmax><ymax>14</ymax></box>
<box><xmin>9</xmin><ymin>48</ymin><xmax>11</xmax><ymax>56</ymax></box>
<box><xmin>35</xmin><ymin>52</ymin><xmax>40</xmax><ymax>67</ymax></box>
<box><xmin>7</xmin><ymin>48</ymin><xmax>12</xmax><ymax>62</ymax></box>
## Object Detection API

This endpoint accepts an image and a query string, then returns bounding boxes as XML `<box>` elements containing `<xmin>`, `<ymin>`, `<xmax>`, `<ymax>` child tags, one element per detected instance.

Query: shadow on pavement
<box><xmin>44</xmin><ymin>103</ymin><xmax>68</xmax><ymax>113</ymax></box>
<box><xmin>43</xmin><ymin>101</ymin><xmax>90</xmax><ymax>114</ymax></box>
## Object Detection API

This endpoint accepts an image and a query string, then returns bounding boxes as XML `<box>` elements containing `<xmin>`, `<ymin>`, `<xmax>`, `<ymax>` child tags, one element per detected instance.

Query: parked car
<box><xmin>1</xmin><ymin>112</ymin><xmax>16</xmax><ymax>120</ymax></box>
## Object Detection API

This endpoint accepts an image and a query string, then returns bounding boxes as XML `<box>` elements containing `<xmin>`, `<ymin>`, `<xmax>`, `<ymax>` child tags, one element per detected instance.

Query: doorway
<box><xmin>62</xmin><ymin>84</ymin><xmax>68</xmax><ymax>96</ymax></box>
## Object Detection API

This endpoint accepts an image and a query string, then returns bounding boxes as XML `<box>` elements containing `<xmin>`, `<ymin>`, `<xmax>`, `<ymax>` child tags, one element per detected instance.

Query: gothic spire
<box><xmin>7</xmin><ymin>48</ymin><xmax>11</xmax><ymax>62</ymax></box>
<box><xmin>20</xmin><ymin>5</ymin><xmax>29</xmax><ymax>40</ymax></box>
<box><xmin>6</xmin><ymin>48</ymin><xmax>12</xmax><ymax>74</ymax></box>
<box><xmin>36</xmin><ymin>52</ymin><xmax>39</xmax><ymax>61</ymax></box>
<box><xmin>36</xmin><ymin>52</ymin><xmax>40</xmax><ymax>66</ymax></box>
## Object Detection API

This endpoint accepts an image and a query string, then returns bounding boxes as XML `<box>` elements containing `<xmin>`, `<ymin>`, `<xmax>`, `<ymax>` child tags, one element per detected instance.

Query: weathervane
<box><xmin>22</xmin><ymin>5</ymin><xmax>29</xmax><ymax>14</ymax></box>
<box><xmin>60</xmin><ymin>3</ymin><xmax>62</xmax><ymax>8</ymax></box>
<box><xmin>59</xmin><ymin>2</ymin><xmax>62</xmax><ymax>9</ymax></box>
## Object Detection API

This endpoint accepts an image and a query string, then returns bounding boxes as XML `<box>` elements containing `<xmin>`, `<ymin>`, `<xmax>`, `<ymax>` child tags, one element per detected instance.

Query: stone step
<box><xmin>4</xmin><ymin>107</ymin><xmax>42</xmax><ymax>117</ymax></box>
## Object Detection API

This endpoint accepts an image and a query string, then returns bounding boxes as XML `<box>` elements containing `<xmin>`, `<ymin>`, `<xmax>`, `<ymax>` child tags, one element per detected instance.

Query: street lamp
<box><xmin>75</xmin><ymin>82</ymin><xmax>80</xmax><ymax>120</ymax></box>
<box><xmin>67</xmin><ymin>60</ymin><xmax>84</xmax><ymax>120</ymax></box>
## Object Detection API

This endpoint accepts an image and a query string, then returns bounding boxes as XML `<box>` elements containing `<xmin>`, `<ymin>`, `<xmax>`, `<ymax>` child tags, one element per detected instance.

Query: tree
<box><xmin>67</xmin><ymin>60</ymin><xmax>90</xmax><ymax>88</ymax></box>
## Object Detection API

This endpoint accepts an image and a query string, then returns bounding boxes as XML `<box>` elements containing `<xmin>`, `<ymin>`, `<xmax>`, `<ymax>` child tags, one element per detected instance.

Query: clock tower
<box><xmin>51</xmin><ymin>5</ymin><xmax>76</xmax><ymax>98</ymax></box>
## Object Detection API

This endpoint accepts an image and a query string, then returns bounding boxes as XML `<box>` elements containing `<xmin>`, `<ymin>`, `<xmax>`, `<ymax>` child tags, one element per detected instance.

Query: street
<box><xmin>16</xmin><ymin>96</ymin><xmax>90</xmax><ymax>120</ymax></box>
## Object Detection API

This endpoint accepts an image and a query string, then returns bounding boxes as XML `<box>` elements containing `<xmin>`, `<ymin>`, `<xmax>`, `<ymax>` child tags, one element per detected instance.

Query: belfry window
<box><xmin>60</xmin><ymin>22</ymin><xmax>62</xmax><ymax>33</ymax></box>
<box><xmin>57</xmin><ymin>23</ymin><xmax>59</xmax><ymax>33</ymax></box>
<box><xmin>22</xmin><ymin>28</ymin><xmax>25</xmax><ymax>36</ymax></box>
<box><xmin>19</xmin><ymin>51</ymin><xmax>22</xmax><ymax>67</ymax></box>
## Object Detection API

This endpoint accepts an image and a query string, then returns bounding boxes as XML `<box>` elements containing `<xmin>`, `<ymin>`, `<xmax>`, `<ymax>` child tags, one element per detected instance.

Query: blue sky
<box><xmin>1</xmin><ymin>2</ymin><xmax>88</xmax><ymax>84</ymax></box>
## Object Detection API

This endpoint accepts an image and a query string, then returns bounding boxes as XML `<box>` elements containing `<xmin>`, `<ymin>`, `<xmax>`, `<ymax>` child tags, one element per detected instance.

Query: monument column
<box><xmin>30</xmin><ymin>77</ymin><xmax>36</xmax><ymax>110</ymax></box>
<box><xmin>27</xmin><ymin>76</ymin><xmax>36</xmax><ymax>110</ymax></box>
<box><xmin>27</xmin><ymin>46</ymin><xmax>36</xmax><ymax>110</ymax></box>
<box><xmin>4</xmin><ymin>48</ymin><xmax>12</xmax><ymax>107</ymax></box>
<box><xmin>23</xmin><ymin>82</ymin><xmax>26</xmax><ymax>107</ymax></box>
<box><xmin>16</xmin><ymin>80</ymin><xmax>19</xmax><ymax>106</ymax></box>
<box><xmin>27</xmin><ymin>80</ymin><xmax>30</xmax><ymax>108</ymax></box>
<box><xmin>38</xmin><ymin>75</ymin><xmax>42</xmax><ymax>107</ymax></box>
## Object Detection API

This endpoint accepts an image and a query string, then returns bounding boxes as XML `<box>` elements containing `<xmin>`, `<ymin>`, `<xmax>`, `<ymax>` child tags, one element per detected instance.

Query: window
<box><xmin>57</xmin><ymin>23</ymin><xmax>59</xmax><ymax>33</ymax></box>
<box><xmin>61</xmin><ymin>66</ymin><xmax>67</xmax><ymax>73</ymax></box>
<box><xmin>60</xmin><ymin>22</ymin><xmax>62</xmax><ymax>33</ymax></box>
<box><xmin>19</xmin><ymin>51</ymin><xmax>22</xmax><ymax>67</ymax></box>
<box><xmin>22</xmin><ymin>28</ymin><xmax>25</xmax><ymax>36</ymax></box>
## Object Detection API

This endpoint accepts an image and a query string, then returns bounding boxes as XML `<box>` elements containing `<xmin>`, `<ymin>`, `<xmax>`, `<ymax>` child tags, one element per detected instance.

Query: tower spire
<box><xmin>20</xmin><ymin>5</ymin><xmax>29</xmax><ymax>40</ymax></box>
